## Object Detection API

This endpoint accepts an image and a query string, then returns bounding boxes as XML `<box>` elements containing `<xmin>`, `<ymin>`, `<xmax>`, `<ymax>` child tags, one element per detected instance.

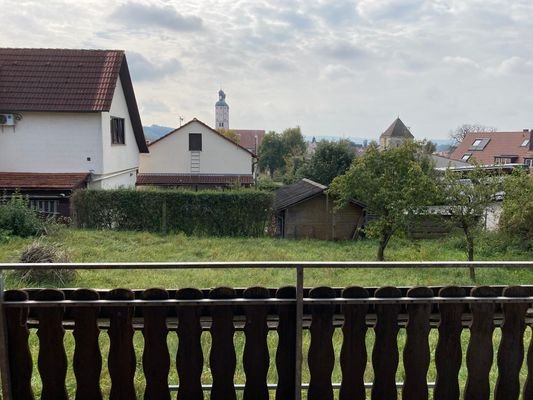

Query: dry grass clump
<box><xmin>15</xmin><ymin>240</ymin><xmax>75</xmax><ymax>285</ymax></box>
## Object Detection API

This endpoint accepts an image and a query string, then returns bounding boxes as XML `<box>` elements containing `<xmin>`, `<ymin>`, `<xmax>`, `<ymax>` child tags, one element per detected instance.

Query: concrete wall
<box><xmin>139</xmin><ymin>120</ymin><xmax>253</xmax><ymax>175</ymax></box>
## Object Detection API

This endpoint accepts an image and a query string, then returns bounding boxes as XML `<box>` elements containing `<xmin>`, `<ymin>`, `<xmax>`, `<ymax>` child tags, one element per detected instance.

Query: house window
<box><xmin>111</xmin><ymin>117</ymin><xmax>125</xmax><ymax>144</ymax></box>
<box><xmin>494</xmin><ymin>156</ymin><xmax>516</xmax><ymax>164</ymax></box>
<box><xmin>461</xmin><ymin>153</ymin><xmax>472</xmax><ymax>161</ymax></box>
<box><xmin>29</xmin><ymin>199</ymin><xmax>59</xmax><ymax>216</ymax></box>
<box><xmin>525</xmin><ymin>158</ymin><xmax>533</xmax><ymax>167</ymax></box>
<box><xmin>469</xmin><ymin>138</ymin><xmax>490</xmax><ymax>151</ymax></box>
<box><xmin>189</xmin><ymin>133</ymin><xmax>202</xmax><ymax>151</ymax></box>
<box><xmin>520</xmin><ymin>139</ymin><xmax>530</xmax><ymax>147</ymax></box>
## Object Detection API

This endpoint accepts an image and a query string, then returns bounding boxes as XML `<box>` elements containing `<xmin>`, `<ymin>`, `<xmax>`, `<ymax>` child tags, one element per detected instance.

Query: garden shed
<box><xmin>274</xmin><ymin>179</ymin><xmax>366</xmax><ymax>240</ymax></box>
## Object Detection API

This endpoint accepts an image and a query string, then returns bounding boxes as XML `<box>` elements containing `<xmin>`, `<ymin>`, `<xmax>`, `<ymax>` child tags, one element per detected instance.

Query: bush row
<box><xmin>72</xmin><ymin>189</ymin><xmax>274</xmax><ymax>237</ymax></box>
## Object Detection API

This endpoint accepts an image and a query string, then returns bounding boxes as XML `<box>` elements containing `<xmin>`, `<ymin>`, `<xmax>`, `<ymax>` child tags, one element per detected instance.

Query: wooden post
<box><xmin>434</xmin><ymin>286</ymin><xmax>466</xmax><ymax>400</ymax></box>
<box><xmin>308</xmin><ymin>286</ymin><xmax>336</xmax><ymax>400</ymax></box>
<box><xmin>142</xmin><ymin>288</ymin><xmax>170</xmax><ymax>400</ymax></box>
<box><xmin>372</xmin><ymin>286</ymin><xmax>401</xmax><ymax>400</ymax></box>
<box><xmin>209</xmin><ymin>287</ymin><xmax>237</xmax><ymax>400</ymax></box>
<box><xmin>339</xmin><ymin>286</ymin><xmax>369</xmax><ymax>400</ymax></box>
<box><xmin>72</xmin><ymin>289</ymin><xmax>102</xmax><ymax>400</ymax></box>
<box><xmin>176</xmin><ymin>288</ymin><xmax>204</xmax><ymax>400</ymax></box>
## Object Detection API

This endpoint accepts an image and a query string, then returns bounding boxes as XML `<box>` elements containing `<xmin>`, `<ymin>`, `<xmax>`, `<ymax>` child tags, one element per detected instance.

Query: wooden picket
<box><xmin>2</xmin><ymin>284</ymin><xmax>533</xmax><ymax>400</ymax></box>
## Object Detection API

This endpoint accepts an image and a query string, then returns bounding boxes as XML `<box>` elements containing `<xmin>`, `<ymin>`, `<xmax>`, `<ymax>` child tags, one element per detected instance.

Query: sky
<box><xmin>2</xmin><ymin>0</ymin><xmax>533</xmax><ymax>141</ymax></box>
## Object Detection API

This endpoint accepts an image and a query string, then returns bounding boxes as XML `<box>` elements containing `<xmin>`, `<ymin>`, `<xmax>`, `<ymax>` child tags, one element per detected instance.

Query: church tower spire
<box><xmin>215</xmin><ymin>89</ymin><xmax>229</xmax><ymax>129</ymax></box>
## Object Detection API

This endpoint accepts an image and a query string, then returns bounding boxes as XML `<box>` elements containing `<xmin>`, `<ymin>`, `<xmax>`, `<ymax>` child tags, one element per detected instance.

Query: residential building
<box><xmin>450</xmin><ymin>130</ymin><xmax>533</xmax><ymax>167</ymax></box>
<box><xmin>0</xmin><ymin>48</ymin><xmax>148</xmax><ymax>215</ymax></box>
<box><xmin>138</xmin><ymin>118</ymin><xmax>256</xmax><ymax>190</ymax></box>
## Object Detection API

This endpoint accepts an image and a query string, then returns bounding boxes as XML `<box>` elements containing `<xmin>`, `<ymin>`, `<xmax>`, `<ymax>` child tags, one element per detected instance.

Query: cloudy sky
<box><xmin>2</xmin><ymin>0</ymin><xmax>533</xmax><ymax>140</ymax></box>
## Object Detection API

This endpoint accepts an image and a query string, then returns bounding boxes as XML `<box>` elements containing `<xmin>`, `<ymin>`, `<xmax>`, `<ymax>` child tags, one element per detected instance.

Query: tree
<box><xmin>499</xmin><ymin>168</ymin><xmax>533</xmax><ymax>249</ymax></box>
<box><xmin>216</xmin><ymin>128</ymin><xmax>239</xmax><ymax>143</ymax></box>
<box><xmin>258</xmin><ymin>131</ymin><xmax>285</xmax><ymax>176</ymax></box>
<box><xmin>449</xmin><ymin>124</ymin><xmax>497</xmax><ymax>145</ymax></box>
<box><xmin>439</xmin><ymin>166</ymin><xmax>502</xmax><ymax>276</ymax></box>
<box><xmin>258</xmin><ymin>127</ymin><xmax>306</xmax><ymax>179</ymax></box>
<box><xmin>330</xmin><ymin>142</ymin><xmax>438</xmax><ymax>261</ymax></box>
<box><xmin>298</xmin><ymin>139</ymin><xmax>355</xmax><ymax>185</ymax></box>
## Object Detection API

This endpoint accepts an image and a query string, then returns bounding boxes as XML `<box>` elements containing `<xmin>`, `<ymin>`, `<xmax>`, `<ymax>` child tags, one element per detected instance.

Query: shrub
<box><xmin>15</xmin><ymin>240</ymin><xmax>75</xmax><ymax>285</ymax></box>
<box><xmin>0</xmin><ymin>194</ymin><xmax>44</xmax><ymax>237</ymax></box>
<box><xmin>72</xmin><ymin>188</ymin><xmax>274</xmax><ymax>237</ymax></box>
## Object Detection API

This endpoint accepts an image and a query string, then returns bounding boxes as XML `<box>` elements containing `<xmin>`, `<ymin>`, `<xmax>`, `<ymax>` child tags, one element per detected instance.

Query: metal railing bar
<box><xmin>4</xmin><ymin>296</ymin><xmax>533</xmax><ymax>307</ymax></box>
<box><xmin>1</xmin><ymin>260</ymin><xmax>533</xmax><ymax>270</ymax></box>
<box><xmin>167</xmin><ymin>382</ymin><xmax>437</xmax><ymax>391</ymax></box>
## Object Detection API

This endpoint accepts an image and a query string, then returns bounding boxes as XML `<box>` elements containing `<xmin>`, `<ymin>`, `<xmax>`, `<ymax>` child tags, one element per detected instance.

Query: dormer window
<box><xmin>189</xmin><ymin>133</ymin><xmax>202</xmax><ymax>151</ymax></box>
<box><xmin>469</xmin><ymin>138</ymin><xmax>490</xmax><ymax>151</ymax></box>
<box><xmin>111</xmin><ymin>117</ymin><xmax>125</xmax><ymax>144</ymax></box>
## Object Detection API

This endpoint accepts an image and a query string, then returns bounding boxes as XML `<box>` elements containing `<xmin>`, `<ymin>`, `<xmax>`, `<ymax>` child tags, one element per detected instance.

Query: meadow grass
<box><xmin>1</xmin><ymin>228</ymin><xmax>532</xmax><ymax>399</ymax></box>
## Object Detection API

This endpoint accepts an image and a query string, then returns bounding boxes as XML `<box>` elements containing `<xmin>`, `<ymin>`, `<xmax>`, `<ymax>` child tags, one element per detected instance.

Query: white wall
<box><xmin>140</xmin><ymin>120</ymin><xmax>252</xmax><ymax>175</ymax></box>
<box><xmin>0</xmin><ymin>112</ymin><xmax>102</xmax><ymax>173</ymax></box>
<box><xmin>101</xmin><ymin>79</ymin><xmax>140</xmax><ymax>181</ymax></box>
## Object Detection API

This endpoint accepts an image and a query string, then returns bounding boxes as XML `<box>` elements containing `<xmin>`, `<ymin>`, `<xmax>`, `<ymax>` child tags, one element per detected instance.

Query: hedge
<box><xmin>71</xmin><ymin>189</ymin><xmax>273</xmax><ymax>237</ymax></box>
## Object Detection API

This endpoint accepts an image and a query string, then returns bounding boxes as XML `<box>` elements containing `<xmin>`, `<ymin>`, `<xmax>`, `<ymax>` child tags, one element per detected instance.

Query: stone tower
<box><xmin>379</xmin><ymin>117</ymin><xmax>414</xmax><ymax>149</ymax></box>
<box><xmin>215</xmin><ymin>89</ymin><xmax>229</xmax><ymax>129</ymax></box>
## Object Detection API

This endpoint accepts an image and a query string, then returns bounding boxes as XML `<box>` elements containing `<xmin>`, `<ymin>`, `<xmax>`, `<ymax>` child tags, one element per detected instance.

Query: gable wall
<box><xmin>139</xmin><ymin>121</ymin><xmax>253</xmax><ymax>175</ymax></box>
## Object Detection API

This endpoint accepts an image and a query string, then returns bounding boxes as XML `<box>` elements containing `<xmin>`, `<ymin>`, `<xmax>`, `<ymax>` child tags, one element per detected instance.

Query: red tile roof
<box><xmin>234</xmin><ymin>129</ymin><xmax>265</xmax><ymax>153</ymax></box>
<box><xmin>0</xmin><ymin>48</ymin><xmax>148</xmax><ymax>153</ymax></box>
<box><xmin>0</xmin><ymin>172</ymin><xmax>90</xmax><ymax>190</ymax></box>
<box><xmin>450</xmin><ymin>131</ymin><xmax>533</xmax><ymax>165</ymax></box>
<box><xmin>136</xmin><ymin>174</ymin><xmax>254</xmax><ymax>186</ymax></box>
<box><xmin>0</xmin><ymin>48</ymin><xmax>123</xmax><ymax>112</ymax></box>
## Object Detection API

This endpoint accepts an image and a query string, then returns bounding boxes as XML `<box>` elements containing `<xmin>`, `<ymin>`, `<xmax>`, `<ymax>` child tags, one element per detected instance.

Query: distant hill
<box><xmin>143</xmin><ymin>124</ymin><xmax>174</xmax><ymax>142</ymax></box>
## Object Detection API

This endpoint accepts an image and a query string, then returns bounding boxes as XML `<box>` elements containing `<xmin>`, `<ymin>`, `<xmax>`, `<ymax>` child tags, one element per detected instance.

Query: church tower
<box><xmin>215</xmin><ymin>89</ymin><xmax>229</xmax><ymax>129</ymax></box>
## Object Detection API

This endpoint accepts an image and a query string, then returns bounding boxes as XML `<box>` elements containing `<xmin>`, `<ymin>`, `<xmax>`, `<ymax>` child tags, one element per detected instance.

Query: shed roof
<box><xmin>0</xmin><ymin>48</ymin><xmax>148</xmax><ymax>152</ymax></box>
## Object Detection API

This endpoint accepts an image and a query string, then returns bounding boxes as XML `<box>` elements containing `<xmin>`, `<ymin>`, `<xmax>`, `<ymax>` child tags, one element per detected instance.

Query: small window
<box><xmin>189</xmin><ymin>133</ymin><xmax>202</xmax><ymax>151</ymax></box>
<box><xmin>111</xmin><ymin>117</ymin><xmax>125</xmax><ymax>144</ymax></box>
<box><xmin>524</xmin><ymin>158</ymin><xmax>533</xmax><ymax>167</ymax></box>
<box><xmin>494</xmin><ymin>156</ymin><xmax>516</xmax><ymax>164</ymax></box>
<box><xmin>520</xmin><ymin>139</ymin><xmax>530</xmax><ymax>147</ymax></box>
<box><xmin>461</xmin><ymin>153</ymin><xmax>472</xmax><ymax>161</ymax></box>
<box><xmin>469</xmin><ymin>138</ymin><xmax>490</xmax><ymax>151</ymax></box>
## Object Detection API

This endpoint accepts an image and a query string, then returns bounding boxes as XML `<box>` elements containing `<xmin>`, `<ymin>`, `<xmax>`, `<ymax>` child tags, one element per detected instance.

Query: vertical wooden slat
<box><xmin>371</xmin><ymin>286</ymin><xmax>401</xmax><ymax>400</ymax></box>
<box><xmin>4</xmin><ymin>290</ymin><xmax>33</xmax><ymax>400</ymax></box>
<box><xmin>243</xmin><ymin>287</ymin><xmax>270</xmax><ymax>400</ymax></box>
<box><xmin>72</xmin><ymin>288</ymin><xmax>102</xmax><ymax>400</ymax></box>
<box><xmin>434</xmin><ymin>286</ymin><xmax>466</xmax><ymax>400</ymax></box>
<box><xmin>275</xmin><ymin>286</ymin><xmax>296</xmax><ymax>400</ymax></box>
<box><xmin>308</xmin><ymin>286</ymin><xmax>336</xmax><ymax>400</ymax></box>
<box><xmin>494</xmin><ymin>286</ymin><xmax>529</xmax><ymax>400</ymax></box>
<box><xmin>209</xmin><ymin>287</ymin><xmax>237</xmax><ymax>400</ymax></box>
<box><xmin>35</xmin><ymin>289</ymin><xmax>68</xmax><ymax>400</ymax></box>
<box><xmin>142</xmin><ymin>288</ymin><xmax>170</xmax><ymax>400</ymax></box>
<box><xmin>464</xmin><ymin>286</ymin><xmax>496</xmax><ymax>400</ymax></box>
<box><xmin>403</xmin><ymin>286</ymin><xmax>433</xmax><ymax>400</ymax></box>
<box><xmin>176</xmin><ymin>288</ymin><xmax>204</xmax><ymax>400</ymax></box>
<box><xmin>339</xmin><ymin>286</ymin><xmax>369</xmax><ymax>400</ymax></box>
<box><xmin>107</xmin><ymin>288</ymin><xmax>136</xmax><ymax>400</ymax></box>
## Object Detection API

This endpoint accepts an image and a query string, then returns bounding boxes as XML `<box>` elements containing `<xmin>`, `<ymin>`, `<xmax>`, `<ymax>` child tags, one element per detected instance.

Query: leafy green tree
<box><xmin>500</xmin><ymin>168</ymin><xmax>533</xmax><ymax>249</ymax></box>
<box><xmin>281</xmin><ymin>126</ymin><xmax>306</xmax><ymax>156</ymax></box>
<box><xmin>299</xmin><ymin>140</ymin><xmax>355</xmax><ymax>185</ymax></box>
<box><xmin>258</xmin><ymin>131</ymin><xmax>286</xmax><ymax>176</ymax></box>
<box><xmin>439</xmin><ymin>166</ymin><xmax>502</xmax><ymax>275</ymax></box>
<box><xmin>330</xmin><ymin>142</ymin><xmax>437</xmax><ymax>261</ymax></box>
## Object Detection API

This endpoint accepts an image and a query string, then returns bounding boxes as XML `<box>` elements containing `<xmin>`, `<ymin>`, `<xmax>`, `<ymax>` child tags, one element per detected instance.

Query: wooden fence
<box><xmin>1</xmin><ymin>261</ymin><xmax>533</xmax><ymax>400</ymax></box>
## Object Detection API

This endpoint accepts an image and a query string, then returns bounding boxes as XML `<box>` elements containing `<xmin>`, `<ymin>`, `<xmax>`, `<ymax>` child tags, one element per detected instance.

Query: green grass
<box><xmin>1</xmin><ymin>228</ymin><xmax>532</xmax><ymax>399</ymax></box>
<box><xmin>0</xmin><ymin>228</ymin><xmax>531</xmax><ymax>289</ymax></box>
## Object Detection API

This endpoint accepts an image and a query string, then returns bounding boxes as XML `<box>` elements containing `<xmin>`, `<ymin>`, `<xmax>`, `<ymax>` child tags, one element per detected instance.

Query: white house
<box><xmin>0</xmin><ymin>48</ymin><xmax>148</xmax><ymax>215</ymax></box>
<box><xmin>138</xmin><ymin>118</ymin><xmax>256</xmax><ymax>189</ymax></box>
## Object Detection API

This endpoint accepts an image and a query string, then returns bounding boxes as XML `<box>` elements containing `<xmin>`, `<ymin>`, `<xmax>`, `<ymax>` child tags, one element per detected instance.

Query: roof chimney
<box><xmin>523</xmin><ymin>129</ymin><xmax>529</xmax><ymax>132</ymax></box>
